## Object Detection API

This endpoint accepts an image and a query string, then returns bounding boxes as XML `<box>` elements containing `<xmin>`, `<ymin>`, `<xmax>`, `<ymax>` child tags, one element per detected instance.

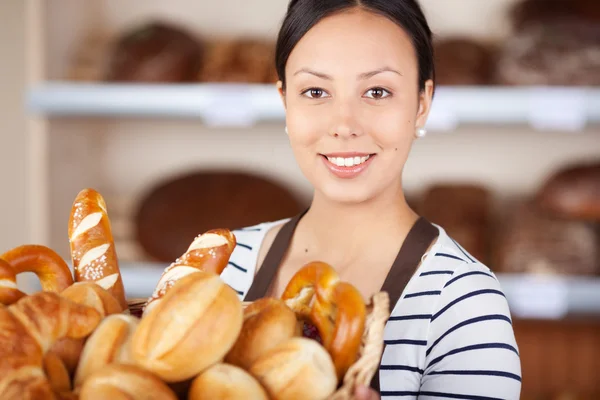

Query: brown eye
<box><xmin>365</xmin><ymin>88</ymin><xmax>391</xmax><ymax>99</ymax></box>
<box><xmin>302</xmin><ymin>88</ymin><xmax>329</xmax><ymax>99</ymax></box>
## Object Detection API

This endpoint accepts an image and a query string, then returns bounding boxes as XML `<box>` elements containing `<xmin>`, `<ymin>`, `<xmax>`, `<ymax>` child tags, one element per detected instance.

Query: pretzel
<box><xmin>1</xmin><ymin>245</ymin><xmax>74</xmax><ymax>297</ymax></box>
<box><xmin>144</xmin><ymin>228</ymin><xmax>236</xmax><ymax>315</ymax></box>
<box><xmin>281</xmin><ymin>261</ymin><xmax>366</xmax><ymax>381</ymax></box>
<box><xmin>68</xmin><ymin>188</ymin><xmax>127</xmax><ymax>310</ymax></box>
<box><xmin>0</xmin><ymin>258</ymin><xmax>26</xmax><ymax>305</ymax></box>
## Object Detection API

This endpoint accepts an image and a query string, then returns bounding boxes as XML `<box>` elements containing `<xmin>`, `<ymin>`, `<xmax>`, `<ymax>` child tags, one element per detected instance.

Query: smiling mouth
<box><xmin>320</xmin><ymin>154</ymin><xmax>375</xmax><ymax>167</ymax></box>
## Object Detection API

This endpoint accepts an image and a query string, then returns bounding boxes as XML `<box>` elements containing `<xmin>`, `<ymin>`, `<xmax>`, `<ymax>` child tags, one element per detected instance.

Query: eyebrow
<box><xmin>293</xmin><ymin>67</ymin><xmax>403</xmax><ymax>80</ymax></box>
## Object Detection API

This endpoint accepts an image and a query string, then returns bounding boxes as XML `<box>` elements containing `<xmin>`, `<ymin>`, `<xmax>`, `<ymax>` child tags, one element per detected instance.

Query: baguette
<box><xmin>68</xmin><ymin>188</ymin><xmax>127</xmax><ymax>310</ymax></box>
<box><xmin>144</xmin><ymin>228</ymin><xmax>236</xmax><ymax>315</ymax></box>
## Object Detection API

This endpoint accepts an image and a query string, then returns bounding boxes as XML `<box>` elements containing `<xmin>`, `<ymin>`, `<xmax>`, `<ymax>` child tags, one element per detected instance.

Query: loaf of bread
<box><xmin>249</xmin><ymin>337</ymin><xmax>338</xmax><ymax>400</ymax></box>
<box><xmin>60</xmin><ymin>282</ymin><xmax>123</xmax><ymax>318</ymax></box>
<box><xmin>68</xmin><ymin>188</ymin><xmax>128</xmax><ymax>310</ymax></box>
<box><xmin>78</xmin><ymin>364</ymin><xmax>177</xmax><ymax>400</ymax></box>
<box><xmin>535</xmin><ymin>161</ymin><xmax>600</xmax><ymax>221</ymax></box>
<box><xmin>132</xmin><ymin>271</ymin><xmax>243</xmax><ymax>382</ymax></box>
<box><xmin>198</xmin><ymin>38</ymin><xmax>277</xmax><ymax>83</ymax></box>
<box><xmin>494</xmin><ymin>202</ymin><xmax>600</xmax><ymax>275</ymax></box>
<box><xmin>225</xmin><ymin>298</ymin><xmax>300</xmax><ymax>370</ymax></box>
<box><xmin>434</xmin><ymin>38</ymin><xmax>496</xmax><ymax>85</ymax></box>
<box><xmin>74</xmin><ymin>314</ymin><xmax>140</xmax><ymax>387</ymax></box>
<box><xmin>105</xmin><ymin>22</ymin><xmax>204</xmax><ymax>83</ymax></box>
<box><xmin>188</xmin><ymin>363</ymin><xmax>269</xmax><ymax>400</ymax></box>
<box><xmin>419</xmin><ymin>184</ymin><xmax>492</xmax><ymax>263</ymax></box>
<box><xmin>144</xmin><ymin>228</ymin><xmax>236</xmax><ymax>315</ymax></box>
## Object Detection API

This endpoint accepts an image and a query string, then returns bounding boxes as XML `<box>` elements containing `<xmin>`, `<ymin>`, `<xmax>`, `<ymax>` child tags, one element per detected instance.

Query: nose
<box><xmin>330</xmin><ymin>99</ymin><xmax>363</xmax><ymax>139</ymax></box>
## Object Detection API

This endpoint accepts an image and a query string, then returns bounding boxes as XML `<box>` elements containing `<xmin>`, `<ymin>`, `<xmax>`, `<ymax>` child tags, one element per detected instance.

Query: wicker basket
<box><xmin>127</xmin><ymin>291</ymin><xmax>390</xmax><ymax>400</ymax></box>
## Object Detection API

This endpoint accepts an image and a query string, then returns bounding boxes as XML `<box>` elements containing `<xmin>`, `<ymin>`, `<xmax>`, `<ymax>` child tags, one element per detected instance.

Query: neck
<box><xmin>300</xmin><ymin>181</ymin><xmax>418</xmax><ymax>262</ymax></box>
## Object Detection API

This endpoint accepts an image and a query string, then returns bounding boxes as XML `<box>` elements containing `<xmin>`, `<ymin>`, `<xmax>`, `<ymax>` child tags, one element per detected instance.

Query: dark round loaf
<box><xmin>535</xmin><ymin>161</ymin><xmax>600</xmax><ymax>222</ymax></box>
<box><xmin>134</xmin><ymin>171</ymin><xmax>304</xmax><ymax>262</ymax></box>
<box><xmin>105</xmin><ymin>21</ymin><xmax>204</xmax><ymax>83</ymax></box>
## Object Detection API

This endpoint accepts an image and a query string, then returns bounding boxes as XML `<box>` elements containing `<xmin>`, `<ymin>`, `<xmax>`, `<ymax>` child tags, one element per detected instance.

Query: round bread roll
<box><xmin>131</xmin><ymin>271</ymin><xmax>243</xmax><ymax>382</ymax></box>
<box><xmin>188</xmin><ymin>363</ymin><xmax>269</xmax><ymax>400</ymax></box>
<box><xmin>79</xmin><ymin>364</ymin><xmax>177</xmax><ymax>400</ymax></box>
<box><xmin>60</xmin><ymin>282</ymin><xmax>123</xmax><ymax>317</ymax></box>
<box><xmin>225</xmin><ymin>298</ymin><xmax>300</xmax><ymax>370</ymax></box>
<box><xmin>249</xmin><ymin>337</ymin><xmax>337</xmax><ymax>400</ymax></box>
<box><xmin>74</xmin><ymin>314</ymin><xmax>140</xmax><ymax>387</ymax></box>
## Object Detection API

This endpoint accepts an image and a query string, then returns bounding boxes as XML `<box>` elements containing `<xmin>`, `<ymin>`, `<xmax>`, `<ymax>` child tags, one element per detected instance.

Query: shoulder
<box><xmin>419</xmin><ymin>225</ymin><xmax>521</xmax><ymax>396</ymax></box>
<box><xmin>219</xmin><ymin>218</ymin><xmax>288</xmax><ymax>298</ymax></box>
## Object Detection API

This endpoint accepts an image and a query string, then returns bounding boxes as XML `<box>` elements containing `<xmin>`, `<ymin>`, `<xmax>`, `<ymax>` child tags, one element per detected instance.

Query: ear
<box><xmin>277</xmin><ymin>80</ymin><xmax>287</xmax><ymax>109</ymax></box>
<box><xmin>415</xmin><ymin>79</ymin><xmax>434</xmax><ymax>129</ymax></box>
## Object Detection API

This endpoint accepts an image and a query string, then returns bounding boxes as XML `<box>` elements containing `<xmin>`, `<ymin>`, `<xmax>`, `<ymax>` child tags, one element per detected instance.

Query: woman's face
<box><xmin>280</xmin><ymin>8</ymin><xmax>433</xmax><ymax>204</ymax></box>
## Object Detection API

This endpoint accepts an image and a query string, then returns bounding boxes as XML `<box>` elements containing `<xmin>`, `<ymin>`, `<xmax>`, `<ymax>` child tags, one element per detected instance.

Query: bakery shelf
<box><xmin>26</xmin><ymin>82</ymin><xmax>600</xmax><ymax>131</ymax></box>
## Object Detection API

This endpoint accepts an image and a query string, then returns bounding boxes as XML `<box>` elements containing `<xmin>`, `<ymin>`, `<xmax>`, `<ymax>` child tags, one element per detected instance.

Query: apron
<box><xmin>244</xmin><ymin>209</ymin><xmax>439</xmax><ymax>392</ymax></box>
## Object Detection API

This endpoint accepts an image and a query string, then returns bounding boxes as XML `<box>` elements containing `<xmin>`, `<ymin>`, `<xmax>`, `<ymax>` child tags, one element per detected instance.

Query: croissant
<box><xmin>0</xmin><ymin>292</ymin><xmax>102</xmax><ymax>399</ymax></box>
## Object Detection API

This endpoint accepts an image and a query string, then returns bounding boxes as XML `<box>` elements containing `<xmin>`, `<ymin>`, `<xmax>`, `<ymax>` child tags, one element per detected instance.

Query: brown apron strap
<box><xmin>370</xmin><ymin>216</ymin><xmax>439</xmax><ymax>392</ymax></box>
<box><xmin>244</xmin><ymin>210</ymin><xmax>307</xmax><ymax>301</ymax></box>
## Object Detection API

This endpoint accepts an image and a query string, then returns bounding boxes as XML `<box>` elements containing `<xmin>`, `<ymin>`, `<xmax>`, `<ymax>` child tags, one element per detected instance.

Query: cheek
<box><xmin>368</xmin><ymin>105</ymin><xmax>415</xmax><ymax>149</ymax></box>
<box><xmin>285</xmin><ymin>102</ymin><xmax>325</xmax><ymax>148</ymax></box>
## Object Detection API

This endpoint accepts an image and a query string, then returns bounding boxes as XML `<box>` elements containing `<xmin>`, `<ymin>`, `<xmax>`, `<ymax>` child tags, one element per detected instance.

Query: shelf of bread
<box><xmin>26</xmin><ymin>83</ymin><xmax>600</xmax><ymax>130</ymax></box>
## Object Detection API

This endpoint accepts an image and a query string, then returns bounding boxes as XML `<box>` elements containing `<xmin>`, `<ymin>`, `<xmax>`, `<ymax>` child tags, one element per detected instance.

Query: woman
<box><xmin>219</xmin><ymin>0</ymin><xmax>522</xmax><ymax>398</ymax></box>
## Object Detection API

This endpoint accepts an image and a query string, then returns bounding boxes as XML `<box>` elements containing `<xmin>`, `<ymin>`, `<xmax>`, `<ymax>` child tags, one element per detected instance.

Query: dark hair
<box><xmin>275</xmin><ymin>0</ymin><xmax>435</xmax><ymax>93</ymax></box>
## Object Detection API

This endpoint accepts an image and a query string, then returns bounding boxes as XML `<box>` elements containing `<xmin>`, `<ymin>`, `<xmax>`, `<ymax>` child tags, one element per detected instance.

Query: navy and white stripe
<box><xmin>219</xmin><ymin>220</ymin><xmax>522</xmax><ymax>399</ymax></box>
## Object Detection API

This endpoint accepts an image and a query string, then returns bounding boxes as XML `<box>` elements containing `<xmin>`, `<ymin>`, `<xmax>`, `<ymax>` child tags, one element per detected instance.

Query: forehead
<box><xmin>286</xmin><ymin>8</ymin><xmax>417</xmax><ymax>76</ymax></box>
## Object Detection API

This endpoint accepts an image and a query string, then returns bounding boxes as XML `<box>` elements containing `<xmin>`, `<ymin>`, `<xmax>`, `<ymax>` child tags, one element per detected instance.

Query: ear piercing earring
<box><xmin>285</xmin><ymin>126</ymin><xmax>288</xmax><ymax>135</ymax></box>
<box><xmin>415</xmin><ymin>127</ymin><xmax>427</xmax><ymax>138</ymax></box>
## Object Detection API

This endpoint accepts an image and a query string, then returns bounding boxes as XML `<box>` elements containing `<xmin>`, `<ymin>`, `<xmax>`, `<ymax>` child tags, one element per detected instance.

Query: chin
<box><xmin>318</xmin><ymin>181</ymin><xmax>377</xmax><ymax>205</ymax></box>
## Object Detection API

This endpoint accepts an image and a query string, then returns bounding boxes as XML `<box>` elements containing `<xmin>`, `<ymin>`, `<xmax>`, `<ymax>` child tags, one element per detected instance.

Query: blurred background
<box><xmin>1</xmin><ymin>0</ymin><xmax>599</xmax><ymax>398</ymax></box>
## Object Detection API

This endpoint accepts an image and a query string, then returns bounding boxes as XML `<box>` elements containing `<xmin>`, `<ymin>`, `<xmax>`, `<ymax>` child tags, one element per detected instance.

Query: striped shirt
<box><xmin>220</xmin><ymin>219</ymin><xmax>522</xmax><ymax>399</ymax></box>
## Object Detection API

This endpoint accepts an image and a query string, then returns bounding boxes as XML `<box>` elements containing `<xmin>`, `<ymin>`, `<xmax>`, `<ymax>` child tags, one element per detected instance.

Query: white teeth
<box><xmin>326</xmin><ymin>155</ymin><xmax>370</xmax><ymax>167</ymax></box>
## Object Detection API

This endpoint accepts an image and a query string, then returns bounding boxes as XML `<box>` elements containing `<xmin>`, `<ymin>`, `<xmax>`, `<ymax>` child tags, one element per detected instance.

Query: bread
<box><xmin>68</xmin><ymin>188</ymin><xmax>128</xmax><ymax>310</ymax></box>
<box><xmin>225</xmin><ymin>298</ymin><xmax>300</xmax><ymax>370</ymax></box>
<box><xmin>78</xmin><ymin>364</ymin><xmax>177</xmax><ymax>400</ymax></box>
<box><xmin>494</xmin><ymin>202</ymin><xmax>600</xmax><ymax>275</ymax></box>
<box><xmin>434</xmin><ymin>38</ymin><xmax>496</xmax><ymax>85</ymax></box>
<box><xmin>0</xmin><ymin>292</ymin><xmax>101</xmax><ymax>399</ymax></box>
<box><xmin>105</xmin><ymin>22</ymin><xmax>204</xmax><ymax>83</ymax></box>
<box><xmin>43</xmin><ymin>351</ymin><xmax>71</xmax><ymax>393</ymax></box>
<box><xmin>74</xmin><ymin>314</ymin><xmax>139</xmax><ymax>387</ymax></box>
<box><xmin>282</xmin><ymin>262</ymin><xmax>366</xmax><ymax>381</ymax></box>
<box><xmin>0</xmin><ymin>258</ymin><xmax>26</xmax><ymax>305</ymax></box>
<box><xmin>1</xmin><ymin>244</ymin><xmax>74</xmax><ymax>294</ymax></box>
<box><xmin>536</xmin><ymin>161</ymin><xmax>600</xmax><ymax>221</ymax></box>
<box><xmin>144</xmin><ymin>228</ymin><xmax>236</xmax><ymax>315</ymax></box>
<box><xmin>49</xmin><ymin>338</ymin><xmax>85</xmax><ymax>377</ymax></box>
<box><xmin>131</xmin><ymin>271</ymin><xmax>243</xmax><ymax>382</ymax></box>
<box><xmin>188</xmin><ymin>363</ymin><xmax>269</xmax><ymax>400</ymax></box>
<box><xmin>198</xmin><ymin>38</ymin><xmax>277</xmax><ymax>83</ymax></box>
<box><xmin>249</xmin><ymin>337</ymin><xmax>338</xmax><ymax>400</ymax></box>
<box><xmin>419</xmin><ymin>184</ymin><xmax>491</xmax><ymax>263</ymax></box>
<box><xmin>60</xmin><ymin>282</ymin><xmax>123</xmax><ymax>318</ymax></box>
